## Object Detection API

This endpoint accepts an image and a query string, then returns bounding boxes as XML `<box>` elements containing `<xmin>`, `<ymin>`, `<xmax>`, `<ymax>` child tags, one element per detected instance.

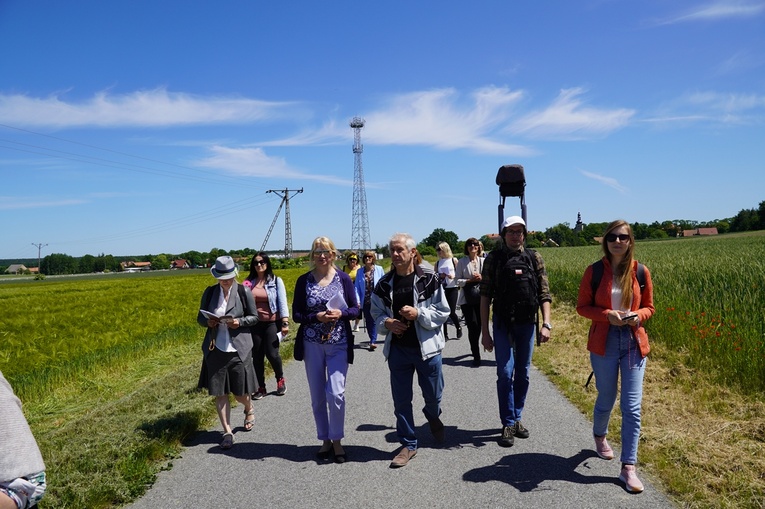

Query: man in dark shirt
<box><xmin>371</xmin><ymin>233</ymin><xmax>451</xmax><ymax>468</ymax></box>
<box><xmin>480</xmin><ymin>216</ymin><xmax>552</xmax><ymax>447</ymax></box>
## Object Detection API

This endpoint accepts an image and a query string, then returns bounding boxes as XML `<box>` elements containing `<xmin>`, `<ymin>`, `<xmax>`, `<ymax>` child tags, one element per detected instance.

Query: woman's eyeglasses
<box><xmin>314</xmin><ymin>250</ymin><xmax>331</xmax><ymax>257</ymax></box>
<box><xmin>254</xmin><ymin>260</ymin><xmax>267</xmax><ymax>266</ymax></box>
<box><xmin>467</xmin><ymin>242</ymin><xmax>479</xmax><ymax>247</ymax></box>
<box><xmin>605</xmin><ymin>233</ymin><xmax>630</xmax><ymax>243</ymax></box>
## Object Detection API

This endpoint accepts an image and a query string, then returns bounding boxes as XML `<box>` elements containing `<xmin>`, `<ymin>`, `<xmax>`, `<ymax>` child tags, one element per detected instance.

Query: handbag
<box><xmin>463</xmin><ymin>282</ymin><xmax>481</xmax><ymax>306</ymax></box>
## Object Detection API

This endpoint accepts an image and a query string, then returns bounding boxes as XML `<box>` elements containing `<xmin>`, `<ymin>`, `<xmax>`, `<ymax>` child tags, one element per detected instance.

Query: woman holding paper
<box><xmin>244</xmin><ymin>252</ymin><xmax>289</xmax><ymax>400</ymax></box>
<box><xmin>292</xmin><ymin>236</ymin><xmax>360</xmax><ymax>463</ymax></box>
<box><xmin>197</xmin><ymin>256</ymin><xmax>259</xmax><ymax>450</ymax></box>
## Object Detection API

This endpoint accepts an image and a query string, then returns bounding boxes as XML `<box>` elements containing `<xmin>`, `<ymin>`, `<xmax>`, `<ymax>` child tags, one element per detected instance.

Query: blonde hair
<box><xmin>308</xmin><ymin>236</ymin><xmax>338</xmax><ymax>270</ymax></box>
<box><xmin>601</xmin><ymin>220</ymin><xmax>635</xmax><ymax>308</ymax></box>
<box><xmin>436</xmin><ymin>241</ymin><xmax>453</xmax><ymax>259</ymax></box>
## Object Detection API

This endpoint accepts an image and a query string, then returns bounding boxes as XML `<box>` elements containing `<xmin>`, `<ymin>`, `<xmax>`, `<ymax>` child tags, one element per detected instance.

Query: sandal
<box><xmin>244</xmin><ymin>409</ymin><xmax>255</xmax><ymax>431</ymax></box>
<box><xmin>220</xmin><ymin>433</ymin><xmax>234</xmax><ymax>450</ymax></box>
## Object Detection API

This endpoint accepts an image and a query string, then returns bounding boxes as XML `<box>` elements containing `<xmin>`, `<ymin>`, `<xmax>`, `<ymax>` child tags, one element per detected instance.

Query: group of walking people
<box><xmin>195</xmin><ymin>217</ymin><xmax>654</xmax><ymax>495</ymax></box>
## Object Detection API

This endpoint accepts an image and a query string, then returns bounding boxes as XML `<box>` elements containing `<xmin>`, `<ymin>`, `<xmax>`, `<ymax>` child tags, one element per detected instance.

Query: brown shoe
<box><xmin>390</xmin><ymin>447</ymin><xmax>417</xmax><ymax>468</ymax></box>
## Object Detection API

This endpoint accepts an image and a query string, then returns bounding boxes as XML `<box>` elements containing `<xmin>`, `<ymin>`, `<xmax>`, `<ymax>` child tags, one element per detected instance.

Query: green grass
<box><xmin>1</xmin><ymin>268</ymin><xmax>303</xmax><ymax>508</ymax></box>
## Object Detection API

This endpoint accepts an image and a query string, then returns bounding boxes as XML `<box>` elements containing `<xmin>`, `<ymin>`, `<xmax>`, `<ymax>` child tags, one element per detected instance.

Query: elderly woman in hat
<box><xmin>197</xmin><ymin>256</ymin><xmax>259</xmax><ymax>449</ymax></box>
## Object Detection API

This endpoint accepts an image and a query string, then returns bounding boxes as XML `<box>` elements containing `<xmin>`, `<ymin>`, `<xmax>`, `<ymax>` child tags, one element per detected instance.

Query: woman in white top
<box><xmin>435</xmin><ymin>242</ymin><xmax>462</xmax><ymax>340</ymax></box>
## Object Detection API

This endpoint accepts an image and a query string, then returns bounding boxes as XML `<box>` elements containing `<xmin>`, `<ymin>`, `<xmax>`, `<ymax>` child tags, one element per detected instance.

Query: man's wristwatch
<box><xmin>542</xmin><ymin>322</ymin><xmax>553</xmax><ymax>331</ymax></box>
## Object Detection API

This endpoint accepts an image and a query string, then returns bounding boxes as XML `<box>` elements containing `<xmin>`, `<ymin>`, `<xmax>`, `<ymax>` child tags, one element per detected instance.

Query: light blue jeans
<box><xmin>492</xmin><ymin>319</ymin><xmax>536</xmax><ymax>427</ymax></box>
<box><xmin>304</xmin><ymin>341</ymin><xmax>348</xmax><ymax>441</ymax></box>
<box><xmin>590</xmin><ymin>325</ymin><xmax>646</xmax><ymax>465</ymax></box>
<box><xmin>388</xmin><ymin>343</ymin><xmax>444</xmax><ymax>450</ymax></box>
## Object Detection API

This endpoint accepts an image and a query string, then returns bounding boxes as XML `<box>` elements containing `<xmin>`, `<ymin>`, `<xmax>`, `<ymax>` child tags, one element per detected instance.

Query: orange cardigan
<box><xmin>576</xmin><ymin>258</ymin><xmax>655</xmax><ymax>357</ymax></box>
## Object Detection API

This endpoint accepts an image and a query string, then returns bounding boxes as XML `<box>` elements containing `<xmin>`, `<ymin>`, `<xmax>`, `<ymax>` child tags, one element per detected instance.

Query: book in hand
<box><xmin>199</xmin><ymin>309</ymin><xmax>235</xmax><ymax>324</ymax></box>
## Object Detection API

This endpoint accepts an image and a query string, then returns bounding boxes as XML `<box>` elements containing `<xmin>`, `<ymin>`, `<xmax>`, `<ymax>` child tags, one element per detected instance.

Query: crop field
<box><xmin>539</xmin><ymin>231</ymin><xmax>765</xmax><ymax>394</ymax></box>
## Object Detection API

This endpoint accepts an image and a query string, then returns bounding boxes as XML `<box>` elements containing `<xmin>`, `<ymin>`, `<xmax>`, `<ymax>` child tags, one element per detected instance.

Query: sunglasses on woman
<box><xmin>605</xmin><ymin>233</ymin><xmax>630</xmax><ymax>242</ymax></box>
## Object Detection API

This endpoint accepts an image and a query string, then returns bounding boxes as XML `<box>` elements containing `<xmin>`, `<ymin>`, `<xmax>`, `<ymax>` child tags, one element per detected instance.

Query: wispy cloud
<box><xmin>650</xmin><ymin>1</ymin><xmax>765</xmax><ymax>26</ymax></box>
<box><xmin>510</xmin><ymin>88</ymin><xmax>634</xmax><ymax>140</ymax></box>
<box><xmin>0</xmin><ymin>196</ymin><xmax>86</xmax><ymax>210</ymax></box>
<box><xmin>194</xmin><ymin>146</ymin><xmax>351</xmax><ymax>185</ymax></box>
<box><xmin>645</xmin><ymin>90</ymin><xmax>765</xmax><ymax>125</ymax></box>
<box><xmin>363</xmin><ymin>87</ymin><xmax>533</xmax><ymax>156</ymax></box>
<box><xmin>580</xmin><ymin>170</ymin><xmax>628</xmax><ymax>193</ymax></box>
<box><xmin>0</xmin><ymin>88</ymin><xmax>297</xmax><ymax>128</ymax></box>
<box><xmin>714</xmin><ymin>50</ymin><xmax>764</xmax><ymax>75</ymax></box>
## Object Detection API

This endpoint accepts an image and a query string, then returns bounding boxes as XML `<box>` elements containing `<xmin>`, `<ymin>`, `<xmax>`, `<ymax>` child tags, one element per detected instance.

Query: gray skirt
<box><xmin>198</xmin><ymin>348</ymin><xmax>256</xmax><ymax>397</ymax></box>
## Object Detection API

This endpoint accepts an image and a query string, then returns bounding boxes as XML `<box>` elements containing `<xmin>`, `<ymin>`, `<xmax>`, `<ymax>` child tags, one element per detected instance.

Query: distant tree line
<box><xmin>29</xmin><ymin>247</ymin><xmax>304</xmax><ymax>276</ymax></box>
<box><xmin>415</xmin><ymin>200</ymin><xmax>765</xmax><ymax>252</ymax></box>
<box><xmin>4</xmin><ymin>201</ymin><xmax>762</xmax><ymax>276</ymax></box>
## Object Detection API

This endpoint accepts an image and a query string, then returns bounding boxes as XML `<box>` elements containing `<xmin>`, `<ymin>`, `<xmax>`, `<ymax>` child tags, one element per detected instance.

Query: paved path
<box><xmin>126</xmin><ymin>323</ymin><xmax>675</xmax><ymax>509</ymax></box>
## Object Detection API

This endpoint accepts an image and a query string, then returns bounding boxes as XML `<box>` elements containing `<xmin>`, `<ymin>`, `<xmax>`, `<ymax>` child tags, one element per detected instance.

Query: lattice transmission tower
<box><xmin>350</xmin><ymin>117</ymin><xmax>371</xmax><ymax>252</ymax></box>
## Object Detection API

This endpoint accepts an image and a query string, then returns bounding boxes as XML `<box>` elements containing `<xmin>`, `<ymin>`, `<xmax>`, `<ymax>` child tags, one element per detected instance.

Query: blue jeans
<box><xmin>590</xmin><ymin>325</ymin><xmax>646</xmax><ymax>465</ymax></box>
<box><xmin>388</xmin><ymin>343</ymin><xmax>444</xmax><ymax>450</ymax></box>
<box><xmin>362</xmin><ymin>301</ymin><xmax>377</xmax><ymax>344</ymax></box>
<box><xmin>492</xmin><ymin>319</ymin><xmax>536</xmax><ymax>427</ymax></box>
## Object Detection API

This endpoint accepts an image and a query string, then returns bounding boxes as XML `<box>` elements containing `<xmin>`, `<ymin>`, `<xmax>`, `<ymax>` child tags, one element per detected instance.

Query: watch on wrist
<box><xmin>542</xmin><ymin>322</ymin><xmax>552</xmax><ymax>331</ymax></box>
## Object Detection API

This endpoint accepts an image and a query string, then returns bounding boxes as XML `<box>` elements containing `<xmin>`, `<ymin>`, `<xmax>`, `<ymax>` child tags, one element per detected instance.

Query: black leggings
<box><xmin>444</xmin><ymin>287</ymin><xmax>461</xmax><ymax>332</ymax></box>
<box><xmin>251</xmin><ymin>321</ymin><xmax>284</xmax><ymax>387</ymax></box>
<box><xmin>460</xmin><ymin>303</ymin><xmax>481</xmax><ymax>360</ymax></box>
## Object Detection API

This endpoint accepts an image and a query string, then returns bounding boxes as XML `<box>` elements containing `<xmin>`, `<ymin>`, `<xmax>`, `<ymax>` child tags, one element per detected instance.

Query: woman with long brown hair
<box><xmin>576</xmin><ymin>220</ymin><xmax>655</xmax><ymax>493</ymax></box>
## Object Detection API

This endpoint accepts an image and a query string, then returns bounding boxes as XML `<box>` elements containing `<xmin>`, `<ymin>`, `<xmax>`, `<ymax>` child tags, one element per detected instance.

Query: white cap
<box><xmin>501</xmin><ymin>215</ymin><xmax>526</xmax><ymax>229</ymax></box>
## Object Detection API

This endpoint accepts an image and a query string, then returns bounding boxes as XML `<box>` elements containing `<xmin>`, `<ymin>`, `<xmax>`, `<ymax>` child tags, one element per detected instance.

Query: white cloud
<box><xmin>0</xmin><ymin>88</ymin><xmax>296</xmax><ymax>128</ymax></box>
<box><xmin>510</xmin><ymin>88</ymin><xmax>634</xmax><ymax>140</ymax></box>
<box><xmin>645</xmin><ymin>90</ymin><xmax>765</xmax><ymax>125</ymax></box>
<box><xmin>580</xmin><ymin>170</ymin><xmax>628</xmax><ymax>193</ymax></box>
<box><xmin>651</xmin><ymin>1</ymin><xmax>765</xmax><ymax>26</ymax></box>
<box><xmin>194</xmin><ymin>145</ymin><xmax>351</xmax><ymax>186</ymax></box>
<box><xmin>362</xmin><ymin>87</ymin><xmax>534</xmax><ymax>156</ymax></box>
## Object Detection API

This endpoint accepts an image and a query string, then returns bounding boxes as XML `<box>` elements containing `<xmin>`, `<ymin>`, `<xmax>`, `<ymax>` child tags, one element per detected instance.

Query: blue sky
<box><xmin>1</xmin><ymin>1</ymin><xmax>764</xmax><ymax>259</ymax></box>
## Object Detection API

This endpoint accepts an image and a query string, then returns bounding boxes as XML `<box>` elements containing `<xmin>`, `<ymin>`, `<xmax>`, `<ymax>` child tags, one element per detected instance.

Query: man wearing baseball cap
<box><xmin>479</xmin><ymin>216</ymin><xmax>552</xmax><ymax>447</ymax></box>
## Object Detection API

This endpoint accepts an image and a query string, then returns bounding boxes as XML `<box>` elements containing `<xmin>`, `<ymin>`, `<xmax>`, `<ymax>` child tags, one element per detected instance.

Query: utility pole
<box><xmin>31</xmin><ymin>242</ymin><xmax>48</xmax><ymax>271</ymax></box>
<box><xmin>262</xmin><ymin>188</ymin><xmax>303</xmax><ymax>258</ymax></box>
<box><xmin>350</xmin><ymin>117</ymin><xmax>371</xmax><ymax>252</ymax></box>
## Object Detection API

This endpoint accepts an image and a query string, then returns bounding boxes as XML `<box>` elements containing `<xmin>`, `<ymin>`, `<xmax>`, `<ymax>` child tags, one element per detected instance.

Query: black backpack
<box><xmin>492</xmin><ymin>248</ymin><xmax>539</xmax><ymax>324</ymax></box>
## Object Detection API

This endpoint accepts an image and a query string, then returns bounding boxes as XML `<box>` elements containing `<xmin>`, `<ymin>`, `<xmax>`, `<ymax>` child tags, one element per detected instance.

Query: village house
<box><xmin>682</xmin><ymin>228</ymin><xmax>719</xmax><ymax>237</ymax></box>
<box><xmin>4</xmin><ymin>264</ymin><xmax>28</xmax><ymax>274</ymax></box>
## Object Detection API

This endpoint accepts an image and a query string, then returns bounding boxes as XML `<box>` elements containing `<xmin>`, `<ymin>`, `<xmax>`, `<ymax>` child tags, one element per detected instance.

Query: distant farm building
<box><xmin>5</xmin><ymin>264</ymin><xmax>28</xmax><ymax>274</ymax></box>
<box><xmin>682</xmin><ymin>228</ymin><xmax>719</xmax><ymax>237</ymax></box>
<box><xmin>171</xmin><ymin>259</ymin><xmax>190</xmax><ymax>269</ymax></box>
<box><xmin>120</xmin><ymin>261</ymin><xmax>152</xmax><ymax>272</ymax></box>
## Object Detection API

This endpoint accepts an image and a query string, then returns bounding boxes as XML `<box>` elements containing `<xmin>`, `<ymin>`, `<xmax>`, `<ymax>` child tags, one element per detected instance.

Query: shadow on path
<box><xmin>463</xmin><ymin>449</ymin><xmax>618</xmax><ymax>492</ymax></box>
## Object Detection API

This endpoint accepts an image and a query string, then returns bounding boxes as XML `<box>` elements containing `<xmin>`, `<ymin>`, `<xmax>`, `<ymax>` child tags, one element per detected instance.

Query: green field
<box><xmin>538</xmin><ymin>230</ymin><xmax>765</xmax><ymax>393</ymax></box>
<box><xmin>1</xmin><ymin>231</ymin><xmax>763</xmax><ymax>507</ymax></box>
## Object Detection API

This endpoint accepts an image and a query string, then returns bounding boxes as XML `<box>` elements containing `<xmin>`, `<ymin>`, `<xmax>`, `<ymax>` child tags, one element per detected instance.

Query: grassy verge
<box><xmin>533</xmin><ymin>301</ymin><xmax>765</xmax><ymax>509</ymax></box>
